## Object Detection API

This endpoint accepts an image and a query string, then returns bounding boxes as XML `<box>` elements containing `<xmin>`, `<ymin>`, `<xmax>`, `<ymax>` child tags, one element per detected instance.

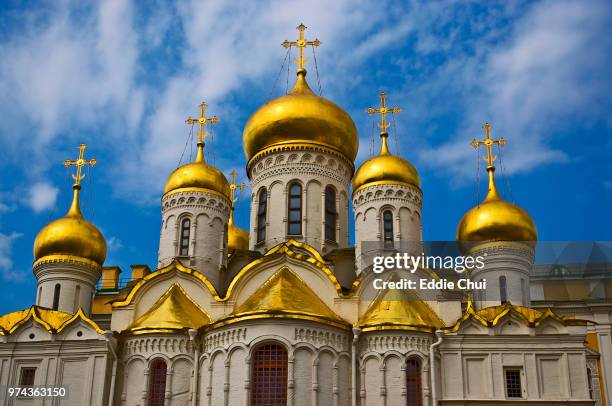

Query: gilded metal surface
<box><xmin>446</xmin><ymin>300</ymin><xmax>589</xmax><ymax>333</ymax></box>
<box><xmin>243</xmin><ymin>69</ymin><xmax>358</xmax><ymax>162</ymax></box>
<box><xmin>0</xmin><ymin>306</ymin><xmax>102</xmax><ymax>335</ymax></box>
<box><xmin>356</xmin><ymin>275</ymin><xmax>444</xmax><ymax>332</ymax></box>
<box><xmin>112</xmin><ymin>260</ymin><xmax>222</xmax><ymax>307</ymax></box>
<box><xmin>128</xmin><ymin>284</ymin><xmax>210</xmax><ymax>334</ymax></box>
<box><xmin>281</xmin><ymin>23</ymin><xmax>321</xmax><ymax>71</ymax></box>
<box><xmin>227</xmin><ymin>170</ymin><xmax>249</xmax><ymax>252</ymax></box>
<box><xmin>457</xmin><ymin>124</ymin><xmax>537</xmax><ymax>244</ymax></box>
<box><xmin>34</xmin><ymin>145</ymin><xmax>106</xmax><ymax>266</ymax></box>
<box><xmin>33</xmin><ymin>254</ymin><xmax>101</xmax><ymax>269</ymax></box>
<box><xmin>352</xmin><ymin>94</ymin><xmax>419</xmax><ymax>193</ymax></box>
<box><xmin>163</xmin><ymin>102</ymin><xmax>230</xmax><ymax>199</ymax></box>
<box><xmin>211</xmin><ymin>268</ymin><xmax>348</xmax><ymax>330</ymax></box>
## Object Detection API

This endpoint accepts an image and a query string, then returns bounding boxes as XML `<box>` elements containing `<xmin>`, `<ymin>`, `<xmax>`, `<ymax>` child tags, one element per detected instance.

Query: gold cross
<box><xmin>367</xmin><ymin>92</ymin><xmax>401</xmax><ymax>134</ymax></box>
<box><xmin>229</xmin><ymin>170</ymin><xmax>247</xmax><ymax>206</ymax></box>
<box><xmin>282</xmin><ymin>23</ymin><xmax>321</xmax><ymax>71</ymax></box>
<box><xmin>64</xmin><ymin>144</ymin><xmax>96</xmax><ymax>187</ymax></box>
<box><xmin>185</xmin><ymin>102</ymin><xmax>219</xmax><ymax>144</ymax></box>
<box><xmin>471</xmin><ymin>123</ymin><xmax>506</xmax><ymax>168</ymax></box>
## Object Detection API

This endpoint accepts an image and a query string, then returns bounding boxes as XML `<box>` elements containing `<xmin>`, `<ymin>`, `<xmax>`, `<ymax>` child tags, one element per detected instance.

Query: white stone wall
<box><xmin>247</xmin><ymin>147</ymin><xmax>353</xmax><ymax>254</ymax></box>
<box><xmin>158</xmin><ymin>190</ymin><xmax>230</xmax><ymax>289</ymax></box>
<box><xmin>353</xmin><ymin>183</ymin><xmax>423</xmax><ymax>273</ymax></box>
<box><xmin>34</xmin><ymin>260</ymin><xmax>101</xmax><ymax>316</ymax></box>
<box><xmin>469</xmin><ymin>244</ymin><xmax>534</xmax><ymax>309</ymax></box>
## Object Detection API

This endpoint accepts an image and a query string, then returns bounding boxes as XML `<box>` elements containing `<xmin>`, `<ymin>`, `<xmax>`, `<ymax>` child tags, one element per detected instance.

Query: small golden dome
<box><xmin>163</xmin><ymin>142</ymin><xmax>230</xmax><ymax>199</ymax></box>
<box><xmin>243</xmin><ymin>69</ymin><xmax>359</xmax><ymax>162</ymax></box>
<box><xmin>228</xmin><ymin>218</ymin><xmax>249</xmax><ymax>252</ymax></box>
<box><xmin>352</xmin><ymin>134</ymin><xmax>420</xmax><ymax>193</ymax></box>
<box><xmin>457</xmin><ymin>168</ymin><xmax>537</xmax><ymax>245</ymax></box>
<box><xmin>34</xmin><ymin>186</ymin><xmax>107</xmax><ymax>266</ymax></box>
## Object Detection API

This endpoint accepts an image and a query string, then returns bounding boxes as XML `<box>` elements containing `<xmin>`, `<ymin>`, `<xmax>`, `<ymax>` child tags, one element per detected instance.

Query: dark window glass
<box><xmin>147</xmin><ymin>359</ymin><xmax>167</xmax><ymax>406</ymax></box>
<box><xmin>179</xmin><ymin>218</ymin><xmax>190</xmax><ymax>256</ymax></box>
<box><xmin>505</xmin><ymin>369</ymin><xmax>522</xmax><ymax>398</ymax></box>
<box><xmin>287</xmin><ymin>183</ymin><xmax>302</xmax><ymax>236</ymax></box>
<box><xmin>19</xmin><ymin>368</ymin><xmax>36</xmax><ymax>386</ymax></box>
<box><xmin>406</xmin><ymin>358</ymin><xmax>422</xmax><ymax>406</ymax></box>
<box><xmin>383</xmin><ymin>210</ymin><xmax>394</xmax><ymax>248</ymax></box>
<box><xmin>325</xmin><ymin>187</ymin><xmax>337</xmax><ymax>242</ymax></box>
<box><xmin>500</xmin><ymin>276</ymin><xmax>508</xmax><ymax>304</ymax></box>
<box><xmin>52</xmin><ymin>284</ymin><xmax>61</xmax><ymax>310</ymax></box>
<box><xmin>251</xmin><ymin>343</ymin><xmax>288</xmax><ymax>406</ymax></box>
<box><xmin>257</xmin><ymin>189</ymin><xmax>267</xmax><ymax>243</ymax></box>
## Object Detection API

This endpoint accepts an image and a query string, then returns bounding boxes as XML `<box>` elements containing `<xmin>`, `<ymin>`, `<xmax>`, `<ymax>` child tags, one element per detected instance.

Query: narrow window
<box><xmin>383</xmin><ymin>210</ymin><xmax>394</xmax><ymax>248</ymax></box>
<box><xmin>406</xmin><ymin>358</ymin><xmax>422</xmax><ymax>406</ymax></box>
<box><xmin>179</xmin><ymin>218</ymin><xmax>190</xmax><ymax>256</ymax></box>
<box><xmin>73</xmin><ymin>285</ymin><xmax>80</xmax><ymax>313</ymax></box>
<box><xmin>147</xmin><ymin>359</ymin><xmax>167</xmax><ymax>406</ymax></box>
<box><xmin>257</xmin><ymin>188</ymin><xmax>267</xmax><ymax>243</ymax></box>
<box><xmin>587</xmin><ymin>368</ymin><xmax>593</xmax><ymax>399</ymax></box>
<box><xmin>324</xmin><ymin>187</ymin><xmax>337</xmax><ymax>242</ymax></box>
<box><xmin>251</xmin><ymin>343</ymin><xmax>288</xmax><ymax>406</ymax></box>
<box><xmin>500</xmin><ymin>276</ymin><xmax>508</xmax><ymax>304</ymax></box>
<box><xmin>19</xmin><ymin>367</ymin><xmax>36</xmax><ymax>386</ymax></box>
<box><xmin>504</xmin><ymin>368</ymin><xmax>523</xmax><ymax>398</ymax></box>
<box><xmin>223</xmin><ymin>224</ymin><xmax>228</xmax><ymax>249</ymax></box>
<box><xmin>52</xmin><ymin>284</ymin><xmax>61</xmax><ymax>310</ymax></box>
<box><xmin>287</xmin><ymin>183</ymin><xmax>302</xmax><ymax>236</ymax></box>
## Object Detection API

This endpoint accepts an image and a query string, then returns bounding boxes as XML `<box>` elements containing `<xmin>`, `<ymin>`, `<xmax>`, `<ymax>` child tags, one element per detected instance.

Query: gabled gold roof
<box><xmin>356</xmin><ymin>277</ymin><xmax>444</xmax><ymax>332</ymax></box>
<box><xmin>212</xmin><ymin>268</ymin><xmax>348</xmax><ymax>329</ymax></box>
<box><xmin>0</xmin><ymin>306</ymin><xmax>102</xmax><ymax>335</ymax></box>
<box><xmin>128</xmin><ymin>284</ymin><xmax>211</xmax><ymax>335</ymax></box>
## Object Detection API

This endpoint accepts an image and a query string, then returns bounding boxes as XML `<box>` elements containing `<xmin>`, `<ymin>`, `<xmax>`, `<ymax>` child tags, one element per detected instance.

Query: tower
<box><xmin>243</xmin><ymin>24</ymin><xmax>358</xmax><ymax>254</ymax></box>
<box><xmin>352</xmin><ymin>93</ymin><xmax>422</xmax><ymax>272</ymax></box>
<box><xmin>33</xmin><ymin>144</ymin><xmax>106</xmax><ymax>316</ymax></box>
<box><xmin>457</xmin><ymin>123</ymin><xmax>537</xmax><ymax>308</ymax></box>
<box><xmin>158</xmin><ymin>102</ymin><xmax>231</xmax><ymax>288</ymax></box>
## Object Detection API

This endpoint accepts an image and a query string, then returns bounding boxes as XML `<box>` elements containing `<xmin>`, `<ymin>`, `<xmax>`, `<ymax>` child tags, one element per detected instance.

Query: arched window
<box><xmin>324</xmin><ymin>187</ymin><xmax>337</xmax><ymax>242</ymax></box>
<box><xmin>287</xmin><ymin>183</ymin><xmax>302</xmax><ymax>236</ymax></box>
<box><xmin>179</xmin><ymin>218</ymin><xmax>190</xmax><ymax>256</ymax></box>
<box><xmin>257</xmin><ymin>188</ymin><xmax>267</xmax><ymax>243</ymax></box>
<box><xmin>383</xmin><ymin>210</ymin><xmax>394</xmax><ymax>248</ymax></box>
<box><xmin>223</xmin><ymin>224</ymin><xmax>228</xmax><ymax>249</ymax></box>
<box><xmin>406</xmin><ymin>357</ymin><xmax>422</xmax><ymax>406</ymax></box>
<box><xmin>52</xmin><ymin>284</ymin><xmax>61</xmax><ymax>310</ymax></box>
<box><xmin>147</xmin><ymin>359</ymin><xmax>167</xmax><ymax>406</ymax></box>
<box><xmin>500</xmin><ymin>276</ymin><xmax>508</xmax><ymax>304</ymax></box>
<box><xmin>251</xmin><ymin>343</ymin><xmax>288</xmax><ymax>406</ymax></box>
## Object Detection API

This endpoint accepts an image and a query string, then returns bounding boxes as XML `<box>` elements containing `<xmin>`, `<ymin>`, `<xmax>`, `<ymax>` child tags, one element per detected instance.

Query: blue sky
<box><xmin>0</xmin><ymin>0</ymin><xmax>611</xmax><ymax>313</ymax></box>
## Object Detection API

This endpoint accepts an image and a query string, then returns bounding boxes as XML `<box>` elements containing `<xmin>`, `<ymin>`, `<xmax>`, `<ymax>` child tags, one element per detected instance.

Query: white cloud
<box><xmin>25</xmin><ymin>182</ymin><xmax>59</xmax><ymax>213</ymax></box>
<box><xmin>0</xmin><ymin>232</ymin><xmax>25</xmax><ymax>282</ymax></box>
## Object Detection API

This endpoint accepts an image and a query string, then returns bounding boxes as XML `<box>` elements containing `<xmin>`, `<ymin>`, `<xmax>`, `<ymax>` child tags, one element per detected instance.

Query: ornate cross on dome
<box><xmin>282</xmin><ymin>23</ymin><xmax>321</xmax><ymax>71</ymax></box>
<box><xmin>186</xmin><ymin>102</ymin><xmax>219</xmax><ymax>144</ymax></box>
<box><xmin>471</xmin><ymin>123</ymin><xmax>506</xmax><ymax>169</ymax></box>
<box><xmin>64</xmin><ymin>144</ymin><xmax>96</xmax><ymax>188</ymax></box>
<box><xmin>367</xmin><ymin>92</ymin><xmax>401</xmax><ymax>135</ymax></box>
<box><xmin>229</xmin><ymin>170</ymin><xmax>247</xmax><ymax>206</ymax></box>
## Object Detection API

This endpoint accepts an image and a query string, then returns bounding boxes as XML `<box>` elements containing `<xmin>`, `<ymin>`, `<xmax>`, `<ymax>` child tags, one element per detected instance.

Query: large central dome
<box><xmin>243</xmin><ymin>69</ymin><xmax>358</xmax><ymax>162</ymax></box>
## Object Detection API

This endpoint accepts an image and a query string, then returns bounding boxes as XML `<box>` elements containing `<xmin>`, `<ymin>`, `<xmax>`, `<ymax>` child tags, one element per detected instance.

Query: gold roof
<box><xmin>243</xmin><ymin>69</ymin><xmax>359</xmax><ymax>163</ymax></box>
<box><xmin>34</xmin><ymin>186</ymin><xmax>106</xmax><ymax>267</ymax></box>
<box><xmin>228</xmin><ymin>217</ymin><xmax>249</xmax><ymax>252</ymax></box>
<box><xmin>129</xmin><ymin>284</ymin><xmax>211</xmax><ymax>334</ymax></box>
<box><xmin>456</xmin><ymin>167</ymin><xmax>537</xmax><ymax>245</ymax></box>
<box><xmin>213</xmin><ymin>268</ymin><xmax>348</xmax><ymax>329</ymax></box>
<box><xmin>0</xmin><ymin>306</ymin><xmax>102</xmax><ymax>335</ymax></box>
<box><xmin>163</xmin><ymin>142</ymin><xmax>231</xmax><ymax>199</ymax></box>
<box><xmin>356</xmin><ymin>276</ymin><xmax>444</xmax><ymax>332</ymax></box>
<box><xmin>352</xmin><ymin>135</ymin><xmax>420</xmax><ymax>194</ymax></box>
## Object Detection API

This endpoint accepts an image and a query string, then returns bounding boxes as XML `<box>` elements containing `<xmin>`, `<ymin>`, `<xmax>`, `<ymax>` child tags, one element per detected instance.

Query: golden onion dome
<box><xmin>34</xmin><ymin>185</ymin><xmax>107</xmax><ymax>267</ymax></box>
<box><xmin>243</xmin><ymin>69</ymin><xmax>359</xmax><ymax>163</ymax></box>
<box><xmin>352</xmin><ymin>134</ymin><xmax>420</xmax><ymax>194</ymax></box>
<box><xmin>163</xmin><ymin>142</ymin><xmax>230</xmax><ymax>200</ymax></box>
<box><xmin>228</xmin><ymin>217</ymin><xmax>249</xmax><ymax>252</ymax></box>
<box><xmin>457</xmin><ymin>167</ymin><xmax>537</xmax><ymax>246</ymax></box>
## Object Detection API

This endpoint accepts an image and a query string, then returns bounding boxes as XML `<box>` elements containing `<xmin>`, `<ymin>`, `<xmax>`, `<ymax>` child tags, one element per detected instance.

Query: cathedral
<box><xmin>0</xmin><ymin>25</ymin><xmax>610</xmax><ymax>406</ymax></box>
